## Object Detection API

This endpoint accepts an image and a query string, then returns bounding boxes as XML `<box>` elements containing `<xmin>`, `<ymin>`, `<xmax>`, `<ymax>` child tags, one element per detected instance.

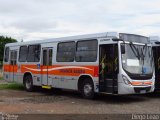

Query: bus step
<box><xmin>42</xmin><ymin>85</ymin><xmax>52</xmax><ymax>89</ymax></box>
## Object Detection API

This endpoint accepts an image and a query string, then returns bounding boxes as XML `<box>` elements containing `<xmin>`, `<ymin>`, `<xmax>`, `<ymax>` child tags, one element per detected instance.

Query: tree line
<box><xmin>0</xmin><ymin>36</ymin><xmax>17</xmax><ymax>65</ymax></box>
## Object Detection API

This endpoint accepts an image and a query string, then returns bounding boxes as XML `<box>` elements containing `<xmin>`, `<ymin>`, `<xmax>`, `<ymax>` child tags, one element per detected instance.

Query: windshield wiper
<box><xmin>148</xmin><ymin>47</ymin><xmax>154</xmax><ymax>68</ymax></box>
<box><xmin>141</xmin><ymin>44</ymin><xmax>147</xmax><ymax>65</ymax></box>
<box><xmin>129</xmin><ymin>43</ymin><xmax>147</xmax><ymax>74</ymax></box>
<box><xmin>129</xmin><ymin>42</ymin><xmax>141</xmax><ymax>60</ymax></box>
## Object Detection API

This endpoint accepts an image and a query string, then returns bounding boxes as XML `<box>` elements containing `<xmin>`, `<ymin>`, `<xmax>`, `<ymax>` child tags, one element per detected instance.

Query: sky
<box><xmin>0</xmin><ymin>0</ymin><xmax>160</xmax><ymax>42</ymax></box>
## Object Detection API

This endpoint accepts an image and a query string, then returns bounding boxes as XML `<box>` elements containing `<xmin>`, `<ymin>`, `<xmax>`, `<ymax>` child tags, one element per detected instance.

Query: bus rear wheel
<box><xmin>24</xmin><ymin>75</ymin><xmax>34</xmax><ymax>92</ymax></box>
<box><xmin>81</xmin><ymin>79</ymin><xmax>95</xmax><ymax>99</ymax></box>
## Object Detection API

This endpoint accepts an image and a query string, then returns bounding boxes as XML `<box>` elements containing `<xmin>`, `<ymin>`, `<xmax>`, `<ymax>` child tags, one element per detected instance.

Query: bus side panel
<box><xmin>19</xmin><ymin>64</ymin><xmax>99</xmax><ymax>90</ymax></box>
<box><xmin>48</xmin><ymin>65</ymin><xmax>99</xmax><ymax>90</ymax></box>
<box><xmin>20</xmin><ymin>64</ymin><xmax>42</xmax><ymax>86</ymax></box>
<box><xmin>3</xmin><ymin>64</ymin><xmax>18</xmax><ymax>82</ymax></box>
<box><xmin>3</xmin><ymin>64</ymin><xmax>10</xmax><ymax>81</ymax></box>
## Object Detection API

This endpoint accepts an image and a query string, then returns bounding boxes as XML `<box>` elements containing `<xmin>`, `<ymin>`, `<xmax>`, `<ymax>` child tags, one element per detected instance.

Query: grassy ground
<box><xmin>0</xmin><ymin>72</ymin><xmax>3</xmax><ymax>80</ymax></box>
<box><xmin>0</xmin><ymin>83</ymin><xmax>24</xmax><ymax>90</ymax></box>
<box><xmin>0</xmin><ymin>77</ymin><xmax>3</xmax><ymax>80</ymax></box>
<box><xmin>0</xmin><ymin>73</ymin><xmax>24</xmax><ymax>90</ymax></box>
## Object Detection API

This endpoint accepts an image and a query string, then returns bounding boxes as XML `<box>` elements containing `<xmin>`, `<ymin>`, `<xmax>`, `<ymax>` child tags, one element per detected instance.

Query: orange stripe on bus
<box><xmin>3</xmin><ymin>64</ymin><xmax>18</xmax><ymax>72</ymax></box>
<box><xmin>3</xmin><ymin>64</ymin><xmax>99</xmax><ymax>77</ymax></box>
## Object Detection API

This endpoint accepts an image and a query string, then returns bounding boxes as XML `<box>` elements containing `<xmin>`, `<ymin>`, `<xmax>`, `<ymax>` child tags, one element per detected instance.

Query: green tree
<box><xmin>0</xmin><ymin>36</ymin><xmax>17</xmax><ymax>63</ymax></box>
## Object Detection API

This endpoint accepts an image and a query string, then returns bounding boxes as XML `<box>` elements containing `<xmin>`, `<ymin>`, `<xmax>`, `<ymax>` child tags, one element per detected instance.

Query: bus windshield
<box><xmin>121</xmin><ymin>43</ymin><xmax>153</xmax><ymax>77</ymax></box>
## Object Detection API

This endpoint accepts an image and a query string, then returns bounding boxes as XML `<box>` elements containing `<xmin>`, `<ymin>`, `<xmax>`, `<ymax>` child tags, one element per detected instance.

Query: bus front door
<box><xmin>42</xmin><ymin>48</ymin><xmax>53</xmax><ymax>87</ymax></box>
<box><xmin>99</xmin><ymin>44</ymin><xmax>118</xmax><ymax>94</ymax></box>
<box><xmin>9</xmin><ymin>50</ymin><xmax>17</xmax><ymax>82</ymax></box>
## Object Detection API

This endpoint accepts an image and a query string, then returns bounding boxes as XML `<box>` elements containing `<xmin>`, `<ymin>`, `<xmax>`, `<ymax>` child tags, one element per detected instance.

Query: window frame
<box><xmin>4</xmin><ymin>47</ymin><xmax>9</xmax><ymax>62</ymax></box>
<box><xmin>27</xmin><ymin>44</ymin><xmax>41</xmax><ymax>62</ymax></box>
<box><xmin>19</xmin><ymin>45</ymin><xmax>28</xmax><ymax>62</ymax></box>
<box><xmin>75</xmin><ymin>39</ymin><xmax>98</xmax><ymax>62</ymax></box>
<box><xmin>56</xmin><ymin>41</ymin><xmax>75</xmax><ymax>62</ymax></box>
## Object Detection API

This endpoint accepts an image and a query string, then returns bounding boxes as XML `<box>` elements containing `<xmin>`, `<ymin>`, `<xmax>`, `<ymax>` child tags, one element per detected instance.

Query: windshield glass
<box><xmin>121</xmin><ymin>43</ymin><xmax>153</xmax><ymax>75</ymax></box>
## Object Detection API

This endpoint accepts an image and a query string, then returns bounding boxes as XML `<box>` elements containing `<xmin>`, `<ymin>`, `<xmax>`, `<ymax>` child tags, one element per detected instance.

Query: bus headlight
<box><xmin>122</xmin><ymin>75</ymin><xmax>131</xmax><ymax>85</ymax></box>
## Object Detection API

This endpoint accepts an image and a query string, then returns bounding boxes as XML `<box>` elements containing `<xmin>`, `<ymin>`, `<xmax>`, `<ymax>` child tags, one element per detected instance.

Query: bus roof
<box><xmin>149</xmin><ymin>36</ymin><xmax>160</xmax><ymax>46</ymax></box>
<box><xmin>5</xmin><ymin>32</ymin><xmax>149</xmax><ymax>47</ymax></box>
<box><xmin>150</xmin><ymin>36</ymin><xmax>160</xmax><ymax>43</ymax></box>
<box><xmin>6</xmin><ymin>32</ymin><xmax>119</xmax><ymax>47</ymax></box>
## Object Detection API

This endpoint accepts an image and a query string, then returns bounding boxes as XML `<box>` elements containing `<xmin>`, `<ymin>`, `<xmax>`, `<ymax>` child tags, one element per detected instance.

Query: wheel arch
<box><xmin>77</xmin><ymin>74</ymin><xmax>94</xmax><ymax>91</ymax></box>
<box><xmin>23</xmin><ymin>72</ymin><xmax>33</xmax><ymax>84</ymax></box>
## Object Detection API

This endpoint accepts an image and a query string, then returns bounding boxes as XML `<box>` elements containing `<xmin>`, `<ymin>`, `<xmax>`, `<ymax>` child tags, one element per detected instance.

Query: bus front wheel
<box><xmin>82</xmin><ymin>79</ymin><xmax>95</xmax><ymax>99</ymax></box>
<box><xmin>24</xmin><ymin>75</ymin><xmax>34</xmax><ymax>92</ymax></box>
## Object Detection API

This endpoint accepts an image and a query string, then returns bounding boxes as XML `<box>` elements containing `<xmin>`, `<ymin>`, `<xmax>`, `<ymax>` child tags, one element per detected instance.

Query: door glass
<box><xmin>10</xmin><ymin>51</ymin><xmax>17</xmax><ymax>65</ymax></box>
<box><xmin>43</xmin><ymin>50</ymin><xmax>47</xmax><ymax>65</ymax></box>
<box><xmin>43</xmin><ymin>49</ymin><xmax>52</xmax><ymax>66</ymax></box>
<box><xmin>14</xmin><ymin>51</ymin><xmax>17</xmax><ymax>65</ymax></box>
<box><xmin>49</xmin><ymin>49</ymin><xmax>52</xmax><ymax>66</ymax></box>
<box><xmin>10</xmin><ymin>52</ymin><xmax>14</xmax><ymax>65</ymax></box>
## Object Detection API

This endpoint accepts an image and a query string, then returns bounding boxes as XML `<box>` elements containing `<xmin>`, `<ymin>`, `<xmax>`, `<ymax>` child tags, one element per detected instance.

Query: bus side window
<box><xmin>4</xmin><ymin>47</ymin><xmax>9</xmax><ymax>62</ymax></box>
<box><xmin>19</xmin><ymin>46</ymin><xmax>28</xmax><ymax>62</ymax></box>
<box><xmin>57</xmin><ymin>42</ymin><xmax>75</xmax><ymax>62</ymax></box>
<box><xmin>27</xmin><ymin>45</ymin><xmax>41</xmax><ymax>62</ymax></box>
<box><xmin>76</xmin><ymin>40</ymin><xmax>98</xmax><ymax>62</ymax></box>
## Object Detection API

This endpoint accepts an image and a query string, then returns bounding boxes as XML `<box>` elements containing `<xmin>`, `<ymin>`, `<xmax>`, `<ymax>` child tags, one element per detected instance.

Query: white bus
<box><xmin>3</xmin><ymin>32</ymin><xmax>155</xmax><ymax>99</ymax></box>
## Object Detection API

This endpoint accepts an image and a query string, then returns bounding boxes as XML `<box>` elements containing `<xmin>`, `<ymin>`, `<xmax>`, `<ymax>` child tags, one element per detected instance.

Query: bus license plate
<box><xmin>140</xmin><ymin>90</ymin><xmax>146</xmax><ymax>93</ymax></box>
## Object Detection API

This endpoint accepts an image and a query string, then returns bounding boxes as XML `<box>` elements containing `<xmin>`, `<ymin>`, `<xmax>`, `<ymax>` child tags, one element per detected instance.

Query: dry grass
<box><xmin>0</xmin><ymin>73</ymin><xmax>3</xmax><ymax>80</ymax></box>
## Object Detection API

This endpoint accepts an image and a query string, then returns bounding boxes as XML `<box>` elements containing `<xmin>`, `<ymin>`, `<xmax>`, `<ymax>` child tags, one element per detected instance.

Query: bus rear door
<box><xmin>42</xmin><ymin>48</ymin><xmax>53</xmax><ymax>87</ymax></box>
<box><xmin>9</xmin><ymin>50</ymin><xmax>18</xmax><ymax>82</ymax></box>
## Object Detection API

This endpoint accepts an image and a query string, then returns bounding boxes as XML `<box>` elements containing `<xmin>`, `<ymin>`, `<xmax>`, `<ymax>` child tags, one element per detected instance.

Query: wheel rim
<box><xmin>26</xmin><ymin>77</ymin><xmax>32</xmax><ymax>89</ymax></box>
<box><xmin>84</xmin><ymin>84</ymin><xmax>92</xmax><ymax>96</ymax></box>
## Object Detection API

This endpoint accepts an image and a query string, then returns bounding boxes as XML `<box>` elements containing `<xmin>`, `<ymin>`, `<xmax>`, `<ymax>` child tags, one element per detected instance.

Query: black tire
<box><xmin>81</xmin><ymin>79</ymin><xmax>95</xmax><ymax>99</ymax></box>
<box><xmin>24</xmin><ymin>75</ymin><xmax>34</xmax><ymax>92</ymax></box>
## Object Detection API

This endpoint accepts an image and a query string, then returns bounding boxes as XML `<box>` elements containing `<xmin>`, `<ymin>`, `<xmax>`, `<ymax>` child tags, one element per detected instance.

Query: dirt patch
<box><xmin>0</xmin><ymin>89</ymin><xmax>160</xmax><ymax>114</ymax></box>
<box><xmin>20</xmin><ymin>96</ymin><xmax>67</xmax><ymax>104</ymax></box>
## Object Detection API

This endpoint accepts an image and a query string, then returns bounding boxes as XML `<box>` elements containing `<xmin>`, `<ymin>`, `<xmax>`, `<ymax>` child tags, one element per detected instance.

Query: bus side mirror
<box><xmin>121</xmin><ymin>45</ymin><xmax>125</xmax><ymax>54</ymax></box>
